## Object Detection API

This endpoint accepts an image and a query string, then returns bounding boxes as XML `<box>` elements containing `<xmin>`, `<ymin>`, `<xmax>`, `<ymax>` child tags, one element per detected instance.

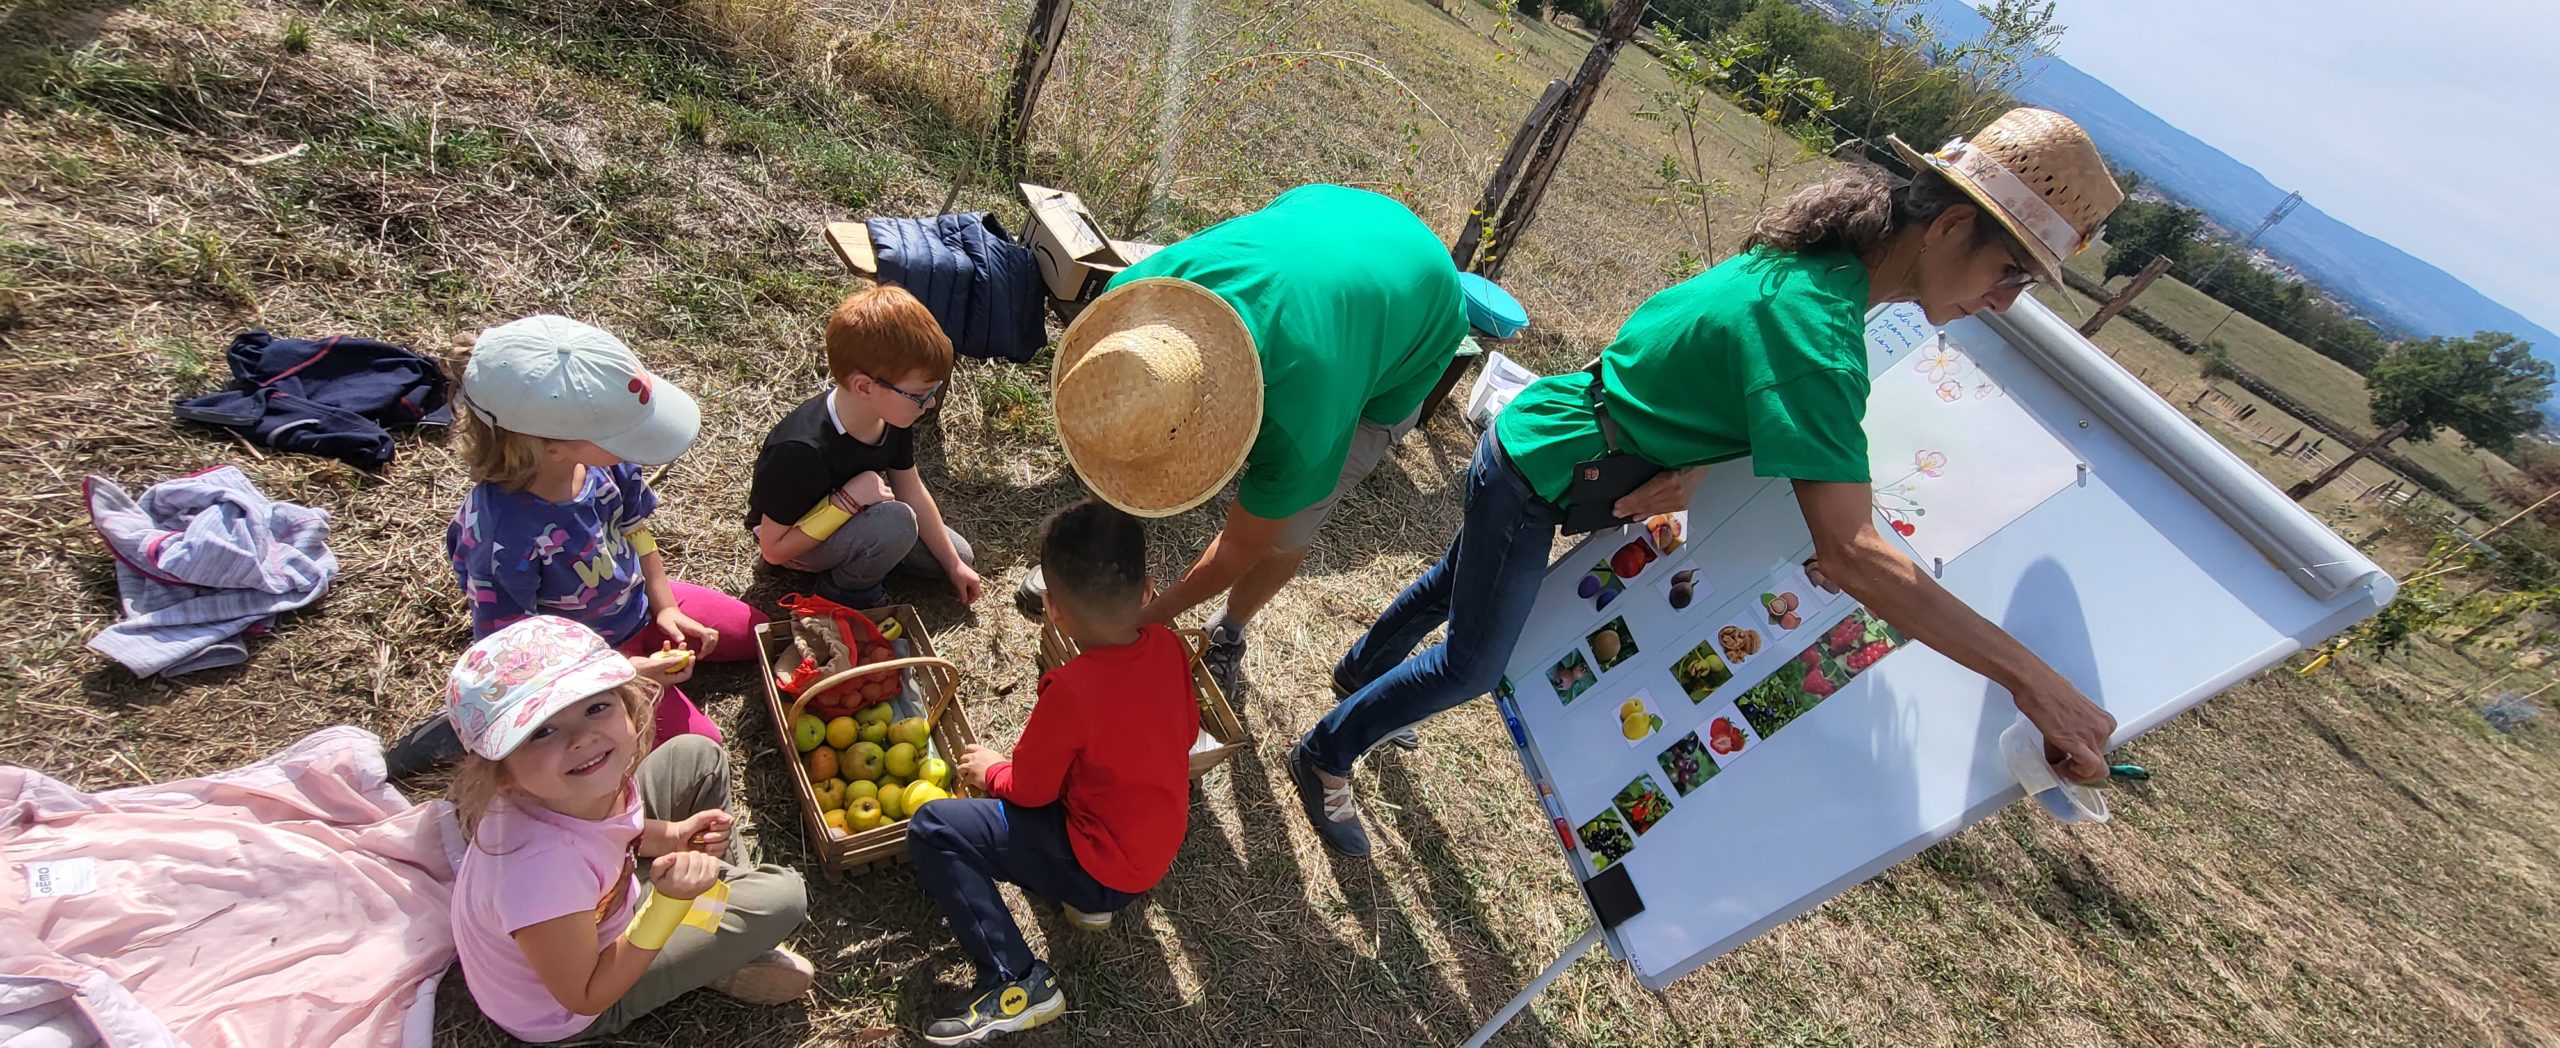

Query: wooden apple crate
<box><xmin>755</xmin><ymin>605</ymin><xmax>980</xmax><ymax>878</ymax></box>
<box><xmin>1034</xmin><ymin>624</ymin><xmax>1247</xmax><ymax>779</ymax></box>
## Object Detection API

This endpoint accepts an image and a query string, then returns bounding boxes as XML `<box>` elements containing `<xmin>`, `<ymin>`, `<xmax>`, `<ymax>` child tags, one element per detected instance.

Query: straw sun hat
<box><xmin>1889</xmin><ymin>107</ymin><xmax>2122</xmax><ymax>286</ymax></box>
<box><xmin>1051</xmin><ymin>278</ymin><xmax>1263</xmax><ymax>517</ymax></box>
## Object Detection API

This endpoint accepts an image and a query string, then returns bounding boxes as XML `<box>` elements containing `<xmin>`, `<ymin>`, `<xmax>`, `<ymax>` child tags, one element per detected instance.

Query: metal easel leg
<box><xmin>1458</xmin><ymin>925</ymin><xmax>1604</xmax><ymax>1048</ymax></box>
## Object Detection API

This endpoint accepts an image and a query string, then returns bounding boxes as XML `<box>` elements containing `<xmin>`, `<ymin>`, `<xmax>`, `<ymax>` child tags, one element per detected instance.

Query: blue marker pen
<box><xmin>1495</xmin><ymin>692</ymin><xmax>1529</xmax><ymax>750</ymax></box>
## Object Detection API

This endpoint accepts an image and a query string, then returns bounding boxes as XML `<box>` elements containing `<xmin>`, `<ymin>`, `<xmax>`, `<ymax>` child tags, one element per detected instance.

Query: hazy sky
<box><xmin>2042</xmin><ymin>0</ymin><xmax>2560</xmax><ymax>338</ymax></box>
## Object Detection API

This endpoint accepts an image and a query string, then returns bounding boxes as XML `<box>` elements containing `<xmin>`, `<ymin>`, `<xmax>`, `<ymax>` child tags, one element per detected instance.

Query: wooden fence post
<box><xmin>1452</xmin><ymin>79</ymin><xmax>1569</xmax><ymax>273</ymax></box>
<box><xmin>2289</xmin><ymin>420</ymin><xmax>2410</xmax><ymax>501</ymax></box>
<box><xmin>1474</xmin><ymin>0</ymin><xmax>1645</xmax><ymax>282</ymax></box>
<box><xmin>2080</xmin><ymin>254</ymin><xmax>2172</xmax><ymax>337</ymax></box>
<box><xmin>1000</xmin><ymin>0</ymin><xmax>1078</xmax><ymax>162</ymax></box>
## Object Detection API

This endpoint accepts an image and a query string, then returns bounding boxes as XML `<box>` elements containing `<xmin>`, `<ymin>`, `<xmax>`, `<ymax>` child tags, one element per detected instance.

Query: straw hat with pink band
<box><xmin>1889</xmin><ymin>107</ymin><xmax>2123</xmax><ymax>286</ymax></box>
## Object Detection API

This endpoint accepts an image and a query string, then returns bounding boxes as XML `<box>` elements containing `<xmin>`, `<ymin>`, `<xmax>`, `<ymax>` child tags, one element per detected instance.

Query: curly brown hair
<box><xmin>1744</xmin><ymin>164</ymin><xmax>2013</xmax><ymax>258</ymax></box>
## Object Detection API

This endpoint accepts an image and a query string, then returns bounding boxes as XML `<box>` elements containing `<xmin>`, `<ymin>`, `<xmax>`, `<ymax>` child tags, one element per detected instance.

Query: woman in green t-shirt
<box><xmin>1289</xmin><ymin>108</ymin><xmax>2127</xmax><ymax>858</ymax></box>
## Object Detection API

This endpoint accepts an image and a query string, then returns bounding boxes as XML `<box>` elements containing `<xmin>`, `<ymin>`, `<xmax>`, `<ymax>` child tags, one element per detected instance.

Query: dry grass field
<box><xmin>5</xmin><ymin>0</ymin><xmax>2557</xmax><ymax>1045</ymax></box>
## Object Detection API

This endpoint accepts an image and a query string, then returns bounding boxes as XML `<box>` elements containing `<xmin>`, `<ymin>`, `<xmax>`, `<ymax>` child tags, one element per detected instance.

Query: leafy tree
<box><xmin>1937</xmin><ymin>0</ymin><xmax>2061</xmax><ymax>131</ymax></box>
<box><xmin>2369</xmin><ymin>332</ymin><xmax>2554</xmax><ymax>454</ymax></box>
<box><xmin>2100</xmin><ymin>199</ymin><xmax>2199</xmax><ymax>279</ymax></box>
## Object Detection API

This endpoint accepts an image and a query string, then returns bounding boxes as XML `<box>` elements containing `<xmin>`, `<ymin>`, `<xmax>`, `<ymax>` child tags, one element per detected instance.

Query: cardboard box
<box><xmin>1020</xmin><ymin>182</ymin><xmax>1129</xmax><ymax>304</ymax></box>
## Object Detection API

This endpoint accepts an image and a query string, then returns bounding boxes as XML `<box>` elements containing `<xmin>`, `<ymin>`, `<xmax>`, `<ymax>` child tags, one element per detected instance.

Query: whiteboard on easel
<box><xmin>1490</xmin><ymin>297</ymin><xmax>2394</xmax><ymax>990</ymax></box>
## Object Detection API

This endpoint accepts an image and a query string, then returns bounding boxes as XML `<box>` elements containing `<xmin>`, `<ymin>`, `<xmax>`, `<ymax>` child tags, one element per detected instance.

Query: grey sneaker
<box><xmin>1330</xmin><ymin>670</ymin><xmax>1420</xmax><ymax>750</ymax></box>
<box><xmin>1202</xmin><ymin>621</ymin><xmax>1246</xmax><ymax>713</ymax></box>
<box><xmin>1287</xmin><ymin>737</ymin><xmax>1371</xmax><ymax>858</ymax></box>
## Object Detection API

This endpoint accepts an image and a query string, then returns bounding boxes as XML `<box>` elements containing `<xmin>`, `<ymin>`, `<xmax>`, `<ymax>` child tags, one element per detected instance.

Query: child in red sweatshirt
<box><xmin>906</xmin><ymin>499</ymin><xmax>1197</xmax><ymax>1046</ymax></box>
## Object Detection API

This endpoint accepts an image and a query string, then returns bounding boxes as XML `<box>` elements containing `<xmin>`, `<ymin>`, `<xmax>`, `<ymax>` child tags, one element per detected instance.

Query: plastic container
<box><xmin>1999</xmin><ymin>720</ymin><xmax>2109</xmax><ymax>823</ymax></box>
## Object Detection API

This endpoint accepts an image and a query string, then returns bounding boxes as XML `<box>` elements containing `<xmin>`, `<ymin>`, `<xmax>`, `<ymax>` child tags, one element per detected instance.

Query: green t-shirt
<box><xmin>1110</xmin><ymin>185</ymin><xmax>1466</xmax><ymax>519</ymax></box>
<box><xmin>1497</xmin><ymin>247</ymin><xmax>1875</xmax><ymax>506</ymax></box>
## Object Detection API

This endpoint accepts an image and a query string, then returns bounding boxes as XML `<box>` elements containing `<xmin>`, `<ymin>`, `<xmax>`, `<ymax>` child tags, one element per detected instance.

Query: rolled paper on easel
<box><xmin>1999</xmin><ymin>720</ymin><xmax>2109</xmax><ymax>823</ymax></box>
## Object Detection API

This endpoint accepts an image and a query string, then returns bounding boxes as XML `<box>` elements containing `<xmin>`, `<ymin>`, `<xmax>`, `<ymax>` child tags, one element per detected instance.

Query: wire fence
<box><xmin>801</xmin><ymin>0</ymin><xmax>2527</xmax><ymax>489</ymax></box>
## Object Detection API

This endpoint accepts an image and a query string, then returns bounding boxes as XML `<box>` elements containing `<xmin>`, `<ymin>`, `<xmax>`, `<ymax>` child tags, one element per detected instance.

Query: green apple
<box><xmin>854</xmin><ymin>702</ymin><xmax>895</xmax><ymax>728</ymax></box>
<box><xmin>884</xmin><ymin>742</ymin><xmax>919</xmax><ymax>780</ymax></box>
<box><xmin>791</xmin><ymin>714</ymin><xmax>826</xmax><ymax>754</ymax></box>
<box><xmin>888</xmin><ymin>716</ymin><xmax>931</xmax><ymax>748</ymax></box>
<box><xmin>858</xmin><ymin>720</ymin><xmax>888</xmax><ymax>746</ymax></box>
<box><xmin>844</xmin><ymin>741</ymin><xmax>886</xmax><ymax>781</ymax></box>
<box><xmin>917</xmin><ymin>756</ymin><xmax>951</xmax><ymax>789</ymax></box>
<box><xmin>876</xmin><ymin>783</ymin><xmax>906</xmax><ymax>821</ymax></box>
<box><xmin>845</xmin><ymin>779</ymin><xmax>879</xmax><ymax>804</ymax></box>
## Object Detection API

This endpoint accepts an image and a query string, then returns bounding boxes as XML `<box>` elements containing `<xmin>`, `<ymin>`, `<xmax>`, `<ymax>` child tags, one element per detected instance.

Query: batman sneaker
<box><xmin>922</xmin><ymin>963</ymin><xmax>1065</xmax><ymax>1046</ymax></box>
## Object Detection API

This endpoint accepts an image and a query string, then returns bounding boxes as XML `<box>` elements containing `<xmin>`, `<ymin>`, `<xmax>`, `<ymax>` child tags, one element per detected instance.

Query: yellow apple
<box><xmin>821</xmin><ymin>808</ymin><xmax>848</xmax><ymax>836</ymax></box>
<box><xmin>877</xmin><ymin>783</ymin><xmax>907</xmax><ymax>821</ymax></box>
<box><xmin>917</xmin><ymin>756</ymin><xmax>951</xmax><ymax>789</ymax></box>
<box><xmin>903</xmin><ymin>781</ymin><xmax>950</xmax><ymax>813</ymax></box>
<box><xmin>824</xmin><ymin>716</ymin><xmax>858</xmax><ymax>750</ymax></box>
<box><xmin>845</xmin><ymin>779</ymin><xmax>878</xmax><ymax>804</ymax></box>
<box><xmin>812</xmin><ymin>777</ymin><xmax>846</xmax><ymax>812</ymax></box>
<box><xmin>845</xmin><ymin>797</ymin><xmax>883</xmax><ymax>831</ymax></box>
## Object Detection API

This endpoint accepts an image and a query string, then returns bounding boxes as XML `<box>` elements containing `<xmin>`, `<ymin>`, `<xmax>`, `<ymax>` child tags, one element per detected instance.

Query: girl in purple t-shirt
<box><xmin>441</xmin><ymin>315</ymin><xmax>767</xmax><ymax>747</ymax></box>
<box><xmin>446</xmin><ymin>616</ymin><xmax>810</xmax><ymax>1042</ymax></box>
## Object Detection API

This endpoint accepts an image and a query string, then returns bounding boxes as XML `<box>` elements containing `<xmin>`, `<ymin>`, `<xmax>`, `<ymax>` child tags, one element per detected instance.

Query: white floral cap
<box><xmin>447</xmin><ymin>616</ymin><xmax>635</xmax><ymax>760</ymax></box>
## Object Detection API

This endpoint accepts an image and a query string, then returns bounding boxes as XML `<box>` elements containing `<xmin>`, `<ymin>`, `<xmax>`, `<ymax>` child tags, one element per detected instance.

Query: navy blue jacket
<box><xmin>173</xmin><ymin>332</ymin><xmax>454</xmax><ymax>469</ymax></box>
<box><xmin>866</xmin><ymin>213</ymin><xmax>1045</xmax><ymax>364</ymax></box>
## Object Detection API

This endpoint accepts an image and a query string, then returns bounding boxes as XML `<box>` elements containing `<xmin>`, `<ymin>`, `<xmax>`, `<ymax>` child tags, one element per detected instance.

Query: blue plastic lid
<box><xmin>1457</xmin><ymin>272</ymin><xmax>1529</xmax><ymax>339</ymax></box>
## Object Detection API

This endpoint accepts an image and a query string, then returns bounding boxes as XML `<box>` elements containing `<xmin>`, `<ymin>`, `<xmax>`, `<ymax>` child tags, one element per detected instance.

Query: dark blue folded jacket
<box><xmin>173</xmin><ymin>332</ymin><xmax>454</xmax><ymax>469</ymax></box>
<box><xmin>866</xmin><ymin>212</ymin><xmax>1045</xmax><ymax>364</ymax></box>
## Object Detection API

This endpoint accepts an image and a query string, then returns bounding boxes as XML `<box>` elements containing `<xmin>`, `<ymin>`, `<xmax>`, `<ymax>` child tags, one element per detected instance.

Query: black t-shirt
<box><xmin>744</xmin><ymin>390</ymin><xmax>916</xmax><ymax>531</ymax></box>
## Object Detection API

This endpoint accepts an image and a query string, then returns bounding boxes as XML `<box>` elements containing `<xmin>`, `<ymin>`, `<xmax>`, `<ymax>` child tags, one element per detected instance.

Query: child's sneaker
<box><xmin>706</xmin><ymin>946</ymin><xmax>814</xmax><ymax>1005</ymax></box>
<box><xmin>1060</xmin><ymin>903</ymin><xmax>1113</xmax><ymax>932</ymax></box>
<box><xmin>924</xmin><ymin>963</ymin><xmax>1065</xmax><ymax>1045</ymax></box>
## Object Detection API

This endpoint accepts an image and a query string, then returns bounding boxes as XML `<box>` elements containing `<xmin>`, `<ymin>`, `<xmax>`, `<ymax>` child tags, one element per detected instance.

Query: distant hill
<box><xmin>1913</xmin><ymin>0</ymin><xmax>2560</xmax><ymax>359</ymax></box>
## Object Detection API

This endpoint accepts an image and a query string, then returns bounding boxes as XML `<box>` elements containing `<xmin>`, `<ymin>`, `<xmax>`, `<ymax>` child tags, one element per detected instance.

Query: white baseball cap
<box><xmin>462</xmin><ymin>315</ymin><xmax>702</xmax><ymax>465</ymax></box>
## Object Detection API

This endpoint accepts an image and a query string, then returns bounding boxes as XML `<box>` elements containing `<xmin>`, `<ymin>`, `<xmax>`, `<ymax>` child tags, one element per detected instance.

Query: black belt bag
<box><xmin>1561</xmin><ymin>363</ymin><xmax>1661</xmax><ymax>535</ymax></box>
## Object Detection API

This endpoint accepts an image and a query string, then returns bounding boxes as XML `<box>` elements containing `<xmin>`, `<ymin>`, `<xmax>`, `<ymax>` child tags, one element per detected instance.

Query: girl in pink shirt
<box><xmin>444</xmin><ymin>616</ymin><xmax>811</xmax><ymax>1042</ymax></box>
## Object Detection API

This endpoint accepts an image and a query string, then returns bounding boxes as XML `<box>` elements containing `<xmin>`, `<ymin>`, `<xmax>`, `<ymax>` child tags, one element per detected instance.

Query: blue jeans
<box><xmin>907</xmin><ymin>798</ymin><xmax>1140</xmax><ymax>986</ymax></box>
<box><xmin>1306</xmin><ymin>427</ymin><xmax>1563</xmax><ymax>775</ymax></box>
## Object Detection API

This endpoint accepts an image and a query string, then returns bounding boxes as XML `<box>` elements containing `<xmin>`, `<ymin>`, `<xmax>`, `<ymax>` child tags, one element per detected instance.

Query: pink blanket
<box><xmin>0</xmin><ymin>727</ymin><xmax>463</xmax><ymax>1048</ymax></box>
